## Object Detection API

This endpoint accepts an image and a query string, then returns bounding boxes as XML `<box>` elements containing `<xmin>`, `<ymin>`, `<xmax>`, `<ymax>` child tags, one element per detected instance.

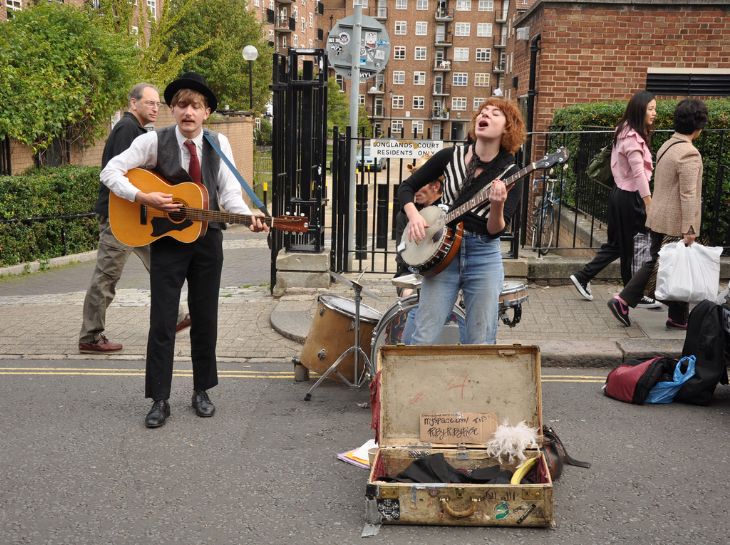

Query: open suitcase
<box><xmin>366</xmin><ymin>345</ymin><xmax>555</xmax><ymax>528</ymax></box>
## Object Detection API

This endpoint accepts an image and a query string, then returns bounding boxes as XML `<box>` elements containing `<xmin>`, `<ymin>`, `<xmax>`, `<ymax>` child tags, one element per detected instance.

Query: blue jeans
<box><xmin>411</xmin><ymin>233</ymin><xmax>503</xmax><ymax>345</ymax></box>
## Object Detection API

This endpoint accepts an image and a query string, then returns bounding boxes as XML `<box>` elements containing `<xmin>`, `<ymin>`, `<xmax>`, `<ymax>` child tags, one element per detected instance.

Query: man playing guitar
<box><xmin>398</xmin><ymin>98</ymin><xmax>527</xmax><ymax>344</ymax></box>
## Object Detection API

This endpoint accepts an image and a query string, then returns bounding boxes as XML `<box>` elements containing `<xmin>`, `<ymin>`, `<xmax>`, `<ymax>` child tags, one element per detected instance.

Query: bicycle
<box><xmin>530</xmin><ymin>176</ymin><xmax>559</xmax><ymax>256</ymax></box>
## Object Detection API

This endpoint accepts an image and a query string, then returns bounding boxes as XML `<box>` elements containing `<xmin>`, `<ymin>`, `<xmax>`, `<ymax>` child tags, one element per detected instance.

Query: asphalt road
<box><xmin>1</xmin><ymin>360</ymin><xmax>729</xmax><ymax>545</ymax></box>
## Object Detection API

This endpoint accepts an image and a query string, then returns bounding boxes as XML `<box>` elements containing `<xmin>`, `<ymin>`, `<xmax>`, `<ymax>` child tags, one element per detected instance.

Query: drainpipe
<box><xmin>520</xmin><ymin>33</ymin><xmax>541</xmax><ymax>247</ymax></box>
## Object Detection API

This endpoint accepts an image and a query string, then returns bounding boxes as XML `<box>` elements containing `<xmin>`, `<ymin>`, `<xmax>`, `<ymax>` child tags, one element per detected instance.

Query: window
<box><xmin>281</xmin><ymin>35</ymin><xmax>287</xmax><ymax>48</ymax></box>
<box><xmin>336</xmin><ymin>75</ymin><xmax>344</xmax><ymax>90</ymax></box>
<box><xmin>301</xmin><ymin>17</ymin><xmax>306</xmax><ymax>29</ymax></box>
<box><xmin>475</xmin><ymin>73</ymin><xmax>490</xmax><ymax>87</ymax></box>
<box><xmin>416</xmin><ymin>0</ymin><xmax>428</xmax><ymax>9</ymax></box>
<box><xmin>359</xmin><ymin>94</ymin><xmax>365</xmax><ymax>105</ymax></box>
<box><xmin>478</xmin><ymin>0</ymin><xmax>493</xmax><ymax>10</ymax></box>
<box><xmin>310</xmin><ymin>13</ymin><xmax>313</xmax><ymax>26</ymax></box>
<box><xmin>147</xmin><ymin>0</ymin><xmax>157</xmax><ymax>20</ymax></box>
<box><xmin>453</xmin><ymin>72</ymin><xmax>468</xmax><ymax>86</ymax></box>
<box><xmin>414</xmin><ymin>47</ymin><xmax>427</xmax><ymax>60</ymax></box>
<box><xmin>432</xmin><ymin>123</ymin><xmax>442</xmax><ymax>140</ymax></box>
<box><xmin>473</xmin><ymin>97</ymin><xmax>486</xmax><ymax>110</ymax></box>
<box><xmin>293</xmin><ymin>34</ymin><xmax>298</xmax><ymax>46</ymax></box>
<box><xmin>415</xmin><ymin>21</ymin><xmax>428</xmax><ymax>35</ymax></box>
<box><xmin>269</xmin><ymin>0</ymin><xmax>274</xmax><ymax>9</ymax></box>
<box><xmin>413</xmin><ymin>71</ymin><xmax>426</xmax><ymax>85</ymax></box>
<box><xmin>476</xmin><ymin>48</ymin><xmax>491</xmax><ymax>62</ymax></box>
<box><xmin>392</xmin><ymin>95</ymin><xmax>405</xmax><ymax>109</ymax></box>
<box><xmin>396</xmin><ymin>0</ymin><xmax>407</xmax><ymax>9</ymax></box>
<box><xmin>452</xmin><ymin>97</ymin><xmax>467</xmax><ymax>111</ymax></box>
<box><xmin>253</xmin><ymin>0</ymin><xmax>259</xmax><ymax>6</ymax></box>
<box><xmin>454</xmin><ymin>23</ymin><xmax>470</xmax><ymax>37</ymax></box>
<box><xmin>412</xmin><ymin>120</ymin><xmax>424</xmax><ymax>135</ymax></box>
<box><xmin>412</xmin><ymin>96</ymin><xmax>425</xmax><ymax>110</ymax></box>
<box><xmin>394</xmin><ymin>46</ymin><xmax>406</xmax><ymax>60</ymax></box>
<box><xmin>395</xmin><ymin>21</ymin><xmax>407</xmax><ymax>35</ymax></box>
<box><xmin>456</xmin><ymin>0</ymin><xmax>471</xmax><ymax>10</ymax></box>
<box><xmin>477</xmin><ymin>23</ymin><xmax>492</xmax><ymax>37</ymax></box>
<box><xmin>393</xmin><ymin>71</ymin><xmax>406</xmax><ymax>85</ymax></box>
<box><xmin>391</xmin><ymin>120</ymin><xmax>404</xmax><ymax>134</ymax></box>
<box><xmin>454</xmin><ymin>48</ymin><xmax>469</xmax><ymax>62</ymax></box>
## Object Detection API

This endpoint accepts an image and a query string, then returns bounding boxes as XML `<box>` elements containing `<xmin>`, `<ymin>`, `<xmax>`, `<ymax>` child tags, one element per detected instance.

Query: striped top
<box><xmin>398</xmin><ymin>144</ymin><xmax>521</xmax><ymax>237</ymax></box>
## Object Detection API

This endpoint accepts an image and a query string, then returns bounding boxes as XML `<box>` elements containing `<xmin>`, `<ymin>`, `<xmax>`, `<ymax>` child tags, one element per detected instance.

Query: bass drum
<box><xmin>369</xmin><ymin>294</ymin><xmax>465</xmax><ymax>366</ymax></box>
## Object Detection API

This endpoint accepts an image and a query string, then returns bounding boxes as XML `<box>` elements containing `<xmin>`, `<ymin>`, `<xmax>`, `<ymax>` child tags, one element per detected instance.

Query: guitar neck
<box><xmin>444</xmin><ymin>162</ymin><xmax>538</xmax><ymax>224</ymax></box>
<box><xmin>183</xmin><ymin>208</ymin><xmax>271</xmax><ymax>228</ymax></box>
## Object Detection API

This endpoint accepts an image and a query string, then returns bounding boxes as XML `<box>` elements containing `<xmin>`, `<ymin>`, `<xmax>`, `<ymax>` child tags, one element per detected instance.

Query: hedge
<box><xmin>0</xmin><ymin>166</ymin><xmax>100</xmax><ymax>267</ymax></box>
<box><xmin>548</xmin><ymin>98</ymin><xmax>730</xmax><ymax>247</ymax></box>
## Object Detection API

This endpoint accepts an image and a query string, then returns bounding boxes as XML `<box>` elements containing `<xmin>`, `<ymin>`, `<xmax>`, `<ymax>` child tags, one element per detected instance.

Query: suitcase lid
<box><xmin>377</xmin><ymin>344</ymin><xmax>542</xmax><ymax>448</ymax></box>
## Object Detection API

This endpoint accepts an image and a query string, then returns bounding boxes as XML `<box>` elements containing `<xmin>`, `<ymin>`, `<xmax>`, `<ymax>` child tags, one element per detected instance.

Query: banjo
<box><xmin>398</xmin><ymin>147</ymin><xmax>569</xmax><ymax>276</ymax></box>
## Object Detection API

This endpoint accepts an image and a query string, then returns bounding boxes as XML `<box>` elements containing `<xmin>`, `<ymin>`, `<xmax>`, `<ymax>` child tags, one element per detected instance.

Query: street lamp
<box><xmin>242</xmin><ymin>45</ymin><xmax>259</xmax><ymax>111</ymax></box>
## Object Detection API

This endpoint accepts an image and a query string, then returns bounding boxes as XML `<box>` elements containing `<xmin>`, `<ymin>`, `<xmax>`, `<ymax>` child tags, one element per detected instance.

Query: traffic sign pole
<box><xmin>348</xmin><ymin>2</ymin><xmax>362</xmax><ymax>268</ymax></box>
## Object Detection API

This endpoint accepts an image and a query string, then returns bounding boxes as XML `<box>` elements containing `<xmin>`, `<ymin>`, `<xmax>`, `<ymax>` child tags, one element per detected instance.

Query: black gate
<box><xmin>269</xmin><ymin>49</ymin><xmax>328</xmax><ymax>290</ymax></box>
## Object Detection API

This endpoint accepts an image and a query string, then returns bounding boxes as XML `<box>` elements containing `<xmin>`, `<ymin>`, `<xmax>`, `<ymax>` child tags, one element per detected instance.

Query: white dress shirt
<box><xmin>100</xmin><ymin>125</ymin><xmax>252</xmax><ymax>215</ymax></box>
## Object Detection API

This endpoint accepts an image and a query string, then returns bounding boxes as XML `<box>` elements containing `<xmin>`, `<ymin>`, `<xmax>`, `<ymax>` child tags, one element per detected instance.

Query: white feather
<box><xmin>485</xmin><ymin>420</ymin><xmax>539</xmax><ymax>463</ymax></box>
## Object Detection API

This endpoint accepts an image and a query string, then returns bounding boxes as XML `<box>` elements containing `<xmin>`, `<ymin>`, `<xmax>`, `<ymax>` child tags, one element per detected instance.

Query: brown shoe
<box><xmin>176</xmin><ymin>314</ymin><xmax>191</xmax><ymax>333</ymax></box>
<box><xmin>79</xmin><ymin>334</ymin><xmax>123</xmax><ymax>353</ymax></box>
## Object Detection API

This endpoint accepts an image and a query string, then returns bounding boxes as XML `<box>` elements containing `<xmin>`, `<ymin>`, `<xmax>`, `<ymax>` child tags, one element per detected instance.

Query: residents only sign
<box><xmin>370</xmin><ymin>139</ymin><xmax>444</xmax><ymax>159</ymax></box>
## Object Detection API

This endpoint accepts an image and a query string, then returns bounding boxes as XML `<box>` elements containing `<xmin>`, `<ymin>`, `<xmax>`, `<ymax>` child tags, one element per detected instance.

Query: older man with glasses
<box><xmin>79</xmin><ymin>83</ymin><xmax>189</xmax><ymax>354</ymax></box>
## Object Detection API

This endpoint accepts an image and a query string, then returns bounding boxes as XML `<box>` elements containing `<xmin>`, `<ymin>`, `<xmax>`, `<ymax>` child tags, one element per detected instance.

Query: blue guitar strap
<box><xmin>204</xmin><ymin>131</ymin><xmax>270</xmax><ymax>216</ymax></box>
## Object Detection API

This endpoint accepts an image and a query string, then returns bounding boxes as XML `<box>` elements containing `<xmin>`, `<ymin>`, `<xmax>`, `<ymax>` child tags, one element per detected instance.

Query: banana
<box><xmin>510</xmin><ymin>456</ymin><xmax>539</xmax><ymax>485</ymax></box>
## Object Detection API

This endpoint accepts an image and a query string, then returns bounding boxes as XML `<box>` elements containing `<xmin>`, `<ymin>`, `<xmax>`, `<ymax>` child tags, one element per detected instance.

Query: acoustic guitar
<box><xmin>398</xmin><ymin>148</ymin><xmax>569</xmax><ymax>276</ymax></box>
<box><xmin>108</xmin><ymin>168</ymin><xmax>308</xmax><ymax>247</ymax></box>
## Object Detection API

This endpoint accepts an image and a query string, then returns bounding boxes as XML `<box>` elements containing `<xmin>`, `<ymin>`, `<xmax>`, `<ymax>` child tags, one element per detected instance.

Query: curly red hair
<box><xmin>468</xmin><ymin>98</ymin><xmax>527</xmax><ymax>154</ymax></box>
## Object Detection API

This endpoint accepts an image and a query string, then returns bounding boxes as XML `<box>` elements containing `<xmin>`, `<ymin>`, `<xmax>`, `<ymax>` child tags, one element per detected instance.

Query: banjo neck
<box><xmin>444</xmin><ymin>161</ymin><xmax>539</xmax><ymax>225</ymax></box>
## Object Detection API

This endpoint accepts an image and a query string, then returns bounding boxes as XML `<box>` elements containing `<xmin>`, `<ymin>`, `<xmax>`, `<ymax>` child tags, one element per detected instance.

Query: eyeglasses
<box><xmin>140</xmin><ymin>100</ymin><xmax>164</xmax><ymax>108</ymax></box>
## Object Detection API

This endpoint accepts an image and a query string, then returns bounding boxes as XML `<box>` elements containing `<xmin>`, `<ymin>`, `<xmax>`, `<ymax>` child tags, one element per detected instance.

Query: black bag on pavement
<box><xmin>676</xmin><ymin>300</ymin><xmax>729</xmax><ymax>405</ymax></box>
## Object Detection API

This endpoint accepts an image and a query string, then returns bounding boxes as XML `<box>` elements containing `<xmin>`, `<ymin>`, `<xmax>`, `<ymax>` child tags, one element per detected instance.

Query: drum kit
<box><xmin>299</xmin><ymin>272</ymin><xmax>529</xmax><ymax>401</ymax></box>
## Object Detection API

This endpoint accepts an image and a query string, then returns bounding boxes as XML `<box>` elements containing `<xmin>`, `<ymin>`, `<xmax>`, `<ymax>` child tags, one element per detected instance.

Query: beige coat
<box><xmin>646</xmin><ymin>132</ymin><xmax>703</xmax><ymax>237</ymax></box>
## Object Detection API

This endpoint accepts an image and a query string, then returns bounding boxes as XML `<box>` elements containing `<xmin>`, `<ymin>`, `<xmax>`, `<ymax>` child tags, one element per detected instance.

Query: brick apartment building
<box><xmin>506</xmin><ymin>0</ymin><xmax>729</xmax><ymax>136</ymax></box>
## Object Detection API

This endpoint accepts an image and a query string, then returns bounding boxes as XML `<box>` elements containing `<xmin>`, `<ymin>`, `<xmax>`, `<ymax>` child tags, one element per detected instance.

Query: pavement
<box><xmin>0</xmin><ymin>225</ymin><xmax>697</xmax><ymax>367</ymax></box>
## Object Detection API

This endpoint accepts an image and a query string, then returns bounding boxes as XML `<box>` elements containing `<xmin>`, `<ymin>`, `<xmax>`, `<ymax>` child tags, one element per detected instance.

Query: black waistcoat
<box><xmin>155</xmin><ymin>126</ymin><xmax>224</xmax><ymax>230</ymax></box>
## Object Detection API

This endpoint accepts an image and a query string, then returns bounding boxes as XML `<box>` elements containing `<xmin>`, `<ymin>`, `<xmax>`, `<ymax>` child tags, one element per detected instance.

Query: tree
<box><xmin>327</xmin><ymin>77</ymin><xmax>372</xmax><ymax>137</ymax></box>
<box><xmin>0</xmin><ymin>3</ymin><xmax>137</xmax><ymax>152</ymax></box>
<box><xmin>162</xmin><ymin>0</ymin><xmax>273</xmax><ymax>112</ymax></box>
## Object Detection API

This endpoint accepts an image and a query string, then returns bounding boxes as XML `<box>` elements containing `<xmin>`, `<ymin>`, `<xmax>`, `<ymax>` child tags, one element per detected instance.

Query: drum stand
<box><xmin>304</xmin><ymin>280</ymin><xmax>373</xmax><ymax>401</ymax></box>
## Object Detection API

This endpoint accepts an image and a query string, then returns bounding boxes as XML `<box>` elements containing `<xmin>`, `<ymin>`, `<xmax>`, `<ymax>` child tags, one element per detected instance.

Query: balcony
<box><xmin>375</xmin><ymin>7</ymin><xmax>387</xmax><ymax>20</ymax></box>
<box><xmin>432</xmin><ymin>83</ymin><xmax>451</xmax><ymax>96</ymax></box>
<box><xmin>371</xmin><ymin>105</ymin><xmax>385</xmax><ymax>119</ymax></box>
<box><xmin>277</xmin><ymin>0</ymin><xmax>293</xmax><ymax>4</ymax></box>
<box><xmin>494</xmin><ymin>41</ymin><xmax>506</xmax><ymax>49</ymax></box>
<box><xmin>433</xmin><ymin>59</ymin><xmax>452</xmax><ymax>71</ymax></box>
<box><xmin>431</xmin><ymin>108</ymin><xmax>449</xmax><ymax>120</ymax></box>
<box><xmin>368</xmin><ymin>84</ymin><xmax>385</xmax><ymax>94</ymax></box>
<box><xmin>496</xmin><ymin>13</ymin><xmax>507</xmax><ymax>24</ymax></box>
<box><xmin>275</xmin><ymin>16</ymin><xmax>295</xmax><ymax>32</ymax></box>
<box><xmin>435</xmin><ymin>33</ymin><xmax>453</xmax><ymax>47</ymax></box>
<box><xmin>493</xmin><ymin>62</ymin><xmax>505</xmax><ymax>74</ymax></box>
<box><xmin>435</xmin><ymin>7</ymin><xmax>453</xmax><ymax>22</ymax></box>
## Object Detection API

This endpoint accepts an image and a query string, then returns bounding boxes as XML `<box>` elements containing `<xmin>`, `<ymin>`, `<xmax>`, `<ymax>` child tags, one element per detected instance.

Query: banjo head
<box><xmin>399</xmin><ymin>205</ymin><xmax>448</xmax><ymax>268</ymax></box>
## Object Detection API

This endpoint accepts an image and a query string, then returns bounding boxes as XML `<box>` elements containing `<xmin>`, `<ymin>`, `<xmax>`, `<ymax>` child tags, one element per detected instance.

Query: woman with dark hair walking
<box><xmin>569</xmin><ymin>90</ymin><xmax>661</xmax><ymax>308</ymax></box>
<box><xmin>608</xmin><ymin>98</ymin><xmax>709</xmax><ymax>329</ymax></box>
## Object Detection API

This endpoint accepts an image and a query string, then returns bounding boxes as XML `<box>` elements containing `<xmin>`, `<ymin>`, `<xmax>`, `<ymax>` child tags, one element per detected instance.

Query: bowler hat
<box><xmin>164</xmin><ymin>72</ymin><xmax>218</xmax><ymax>112</ymax></box>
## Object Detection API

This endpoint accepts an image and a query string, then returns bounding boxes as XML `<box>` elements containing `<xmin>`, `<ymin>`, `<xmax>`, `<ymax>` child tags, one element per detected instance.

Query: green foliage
<box><xmin>0</xmin><ymin>167</ymin><xmax>100</xmax><ymax>266</ymax></box>
<box><xmin>0</xmin><ymin>3</ymin><xmax>137</xmax><ymax>151</ymax></box>
<box><xmin>255</xmin><ymin>117</ymin><xmax>273</xmax><ymax>146</ymax></box>
<box><xmin>327</xmin><ymin>78</ymin><xmax>372</xmax><ymax>136</ymax></box>
<box><xmin>162</xmin><ymin>0</ymin><xmax>273</xmax><ymax>112</ymax></box>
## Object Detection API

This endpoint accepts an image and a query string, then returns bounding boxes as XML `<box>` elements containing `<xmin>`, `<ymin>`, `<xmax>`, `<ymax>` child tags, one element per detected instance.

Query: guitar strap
<box><xmin>203</xmin><ymin>131</ymin><xmax>271</xmax><ymax>217</ymax></box>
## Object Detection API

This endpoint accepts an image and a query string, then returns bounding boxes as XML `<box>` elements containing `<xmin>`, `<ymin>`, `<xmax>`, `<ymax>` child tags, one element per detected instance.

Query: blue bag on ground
<box><xmin>645</xmin><ymin>356</ymin><xmax>696</xmax><ymax>404</ymax></box>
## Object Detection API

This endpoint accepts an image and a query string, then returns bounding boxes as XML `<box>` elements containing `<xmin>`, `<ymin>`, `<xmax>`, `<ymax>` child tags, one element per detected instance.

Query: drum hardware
<box><xmin>303</xmin><ymin>273</ymin><xmax>380</xmax><ymax>401</ymax></box>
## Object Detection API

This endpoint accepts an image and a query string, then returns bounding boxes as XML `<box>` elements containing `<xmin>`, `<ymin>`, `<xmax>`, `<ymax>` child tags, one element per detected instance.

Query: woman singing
<box><xmin>398</xmin><ymin>98</ymin><xmax>526</xmax><ymax>344</ymax></box>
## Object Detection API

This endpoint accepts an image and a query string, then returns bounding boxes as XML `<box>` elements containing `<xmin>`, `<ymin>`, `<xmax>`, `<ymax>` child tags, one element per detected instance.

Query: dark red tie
<box><xmin>183</xmin><ymin>140</ymin><xmax>201</xmax><ymax>184</ymax></box>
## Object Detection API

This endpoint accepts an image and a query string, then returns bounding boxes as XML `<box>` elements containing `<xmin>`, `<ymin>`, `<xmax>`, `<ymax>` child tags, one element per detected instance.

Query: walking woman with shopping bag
<box><xmin>607</xmin><ymin>98</ymin><xmax>709</xmax><ymax>329</ymax></box>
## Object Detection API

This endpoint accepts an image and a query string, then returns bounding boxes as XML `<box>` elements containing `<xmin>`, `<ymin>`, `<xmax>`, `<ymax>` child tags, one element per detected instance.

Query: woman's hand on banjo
<box><xmin>404</xmin><ymin>202</ymin><xmax>429</xmax><ymax>242</ymax></box>
<box><xmin>489</xmin><ymin>179</ymin><xmax>507</xmax><ymax>205</ymax></box>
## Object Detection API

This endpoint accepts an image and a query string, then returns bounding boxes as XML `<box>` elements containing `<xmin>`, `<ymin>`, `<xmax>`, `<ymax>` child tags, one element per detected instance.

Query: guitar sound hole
<box><xmin>168</xmin><ymin>202</ymin><xmax>187</xmax><ymax>223</ymax></box>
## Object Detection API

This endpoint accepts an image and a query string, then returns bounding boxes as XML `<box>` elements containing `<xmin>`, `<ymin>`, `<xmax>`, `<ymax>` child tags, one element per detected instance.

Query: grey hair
<box><xmin>128</xmin><ymin>83</ymin><xmax>159</xmax><ymax>104</ymax></box>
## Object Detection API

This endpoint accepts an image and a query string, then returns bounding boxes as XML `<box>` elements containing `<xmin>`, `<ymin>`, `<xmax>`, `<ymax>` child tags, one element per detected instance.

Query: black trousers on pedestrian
<box><xmin>575</xmin><ymin>186</ymin><xmax>645</xmax><ymax>287</ymax></box>
<box><xmin>145</xmin><ymin>229</ymin><xmax>223</xmax><ymax>400</ymax></box>
<box><xmin>619</xmin><ymin>230</ymin><xmax>689</xmax><ymax>323</ymax></box>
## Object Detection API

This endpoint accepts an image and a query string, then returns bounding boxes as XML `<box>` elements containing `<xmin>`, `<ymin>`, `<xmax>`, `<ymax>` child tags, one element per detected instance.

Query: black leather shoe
<box><xmin>192</xmin><ymin>390</ymin><xmax>215</xmax><ymax>417</ymax></box>
<box><xmin>145</xmin><ymin>399</ymin><xmax>170</xmax><ymax>428</ymax></box>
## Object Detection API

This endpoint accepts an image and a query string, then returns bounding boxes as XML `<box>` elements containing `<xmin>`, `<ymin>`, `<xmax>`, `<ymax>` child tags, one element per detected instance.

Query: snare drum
<box><xmin>300</xmin><ymin>294</ymin><xmax>382</xmax><ymax>383</ymax></box>
<box><xmin>498</xmin><ymin>280</ymin><xmax>528</xmax><ymax>327</ymax></box>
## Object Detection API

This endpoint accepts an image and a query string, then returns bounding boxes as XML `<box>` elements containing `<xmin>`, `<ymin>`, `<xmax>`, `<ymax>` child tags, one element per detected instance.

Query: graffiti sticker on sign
<box><xmin>370</xmin><ymin>139</ymin><xmax>444</xmax><ymax>159</ymax></box>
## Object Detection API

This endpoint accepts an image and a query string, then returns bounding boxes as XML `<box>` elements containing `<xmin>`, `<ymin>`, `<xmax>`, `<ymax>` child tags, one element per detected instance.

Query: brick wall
<box><xmin>511</xmin><ymin>2</ymin><xmax>730</xmax><ymax>134</ymax></box>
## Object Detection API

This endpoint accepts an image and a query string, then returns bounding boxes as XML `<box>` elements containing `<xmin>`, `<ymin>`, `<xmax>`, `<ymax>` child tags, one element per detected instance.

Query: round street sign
<box><xmin>327</xmin><ymin>15</ymin><xmax>391</xmax><ymax>81</ymax></box>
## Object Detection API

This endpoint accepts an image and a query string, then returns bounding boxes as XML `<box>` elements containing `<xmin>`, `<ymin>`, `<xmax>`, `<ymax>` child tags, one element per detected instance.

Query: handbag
<box><xmin>645</xmin><ymin>355</ymin><xmax>696</xmax><ymax>404</ymax></box>
<box><xmin>654</xmin><ymin>241</ymin><xmax>722</xmax><ymax>302</ymax></box>
<box><xmin>585</xmin><ymin>145</ymin><xmax>614</xmax><ymax>186</ymax></box>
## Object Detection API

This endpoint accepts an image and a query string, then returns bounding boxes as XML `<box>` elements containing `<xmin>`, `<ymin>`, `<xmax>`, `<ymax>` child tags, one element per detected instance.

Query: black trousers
<box><xmin>145</xmin><ymin>229</ymin><xmax>223</xmax><ymax>400</ymax></box>
<box><xmin>619</xmin><ymin>230</ymin><xmax>689</xmax><ymax>323</ymax></box>
<box><xmin>575</xmin><ymin>186</ymin><xmax>645</xmax><ymax>287</ymax></box>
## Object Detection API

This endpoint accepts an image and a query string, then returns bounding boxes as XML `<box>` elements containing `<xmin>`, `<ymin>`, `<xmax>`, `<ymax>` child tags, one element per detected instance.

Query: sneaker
<box><xmin>569</xmin><ymin>274</ymin><xmax>593</xmax><ymax>301</ymax></box>
<box><xmin>666</xmin><ymin>318</ymin><xmax>688</xmax><ymax>330</ymax></box>
<box><xmin>607</xmin><ymin>297</ymin><xmax>631</xmax><ymax>327</ymax></box>
<box><xmin>637</xmin><ymin>296</ymin><xmax>663</xmax><ymax>310</ymax></box>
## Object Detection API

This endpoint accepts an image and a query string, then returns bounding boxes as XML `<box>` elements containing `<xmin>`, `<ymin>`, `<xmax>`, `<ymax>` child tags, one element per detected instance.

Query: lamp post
<box><xmin>242</xmin><ymin>45</ymin><xmax>258</xmax><ymax>111</ymax></box>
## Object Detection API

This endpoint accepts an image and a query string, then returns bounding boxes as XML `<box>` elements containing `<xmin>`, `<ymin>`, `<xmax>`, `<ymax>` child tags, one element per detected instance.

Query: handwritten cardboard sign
<box><xmin>420</xmin><ymin>412</ymin><xmax>498</xmax><ymax>444</ymax></box>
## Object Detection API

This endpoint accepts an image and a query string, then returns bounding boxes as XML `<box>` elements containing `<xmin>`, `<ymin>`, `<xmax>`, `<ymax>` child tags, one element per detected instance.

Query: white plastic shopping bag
<box><xmin>655</xmin><ymin>241</ymin><xmax>722</xmax><ymax>303</ymax></box>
